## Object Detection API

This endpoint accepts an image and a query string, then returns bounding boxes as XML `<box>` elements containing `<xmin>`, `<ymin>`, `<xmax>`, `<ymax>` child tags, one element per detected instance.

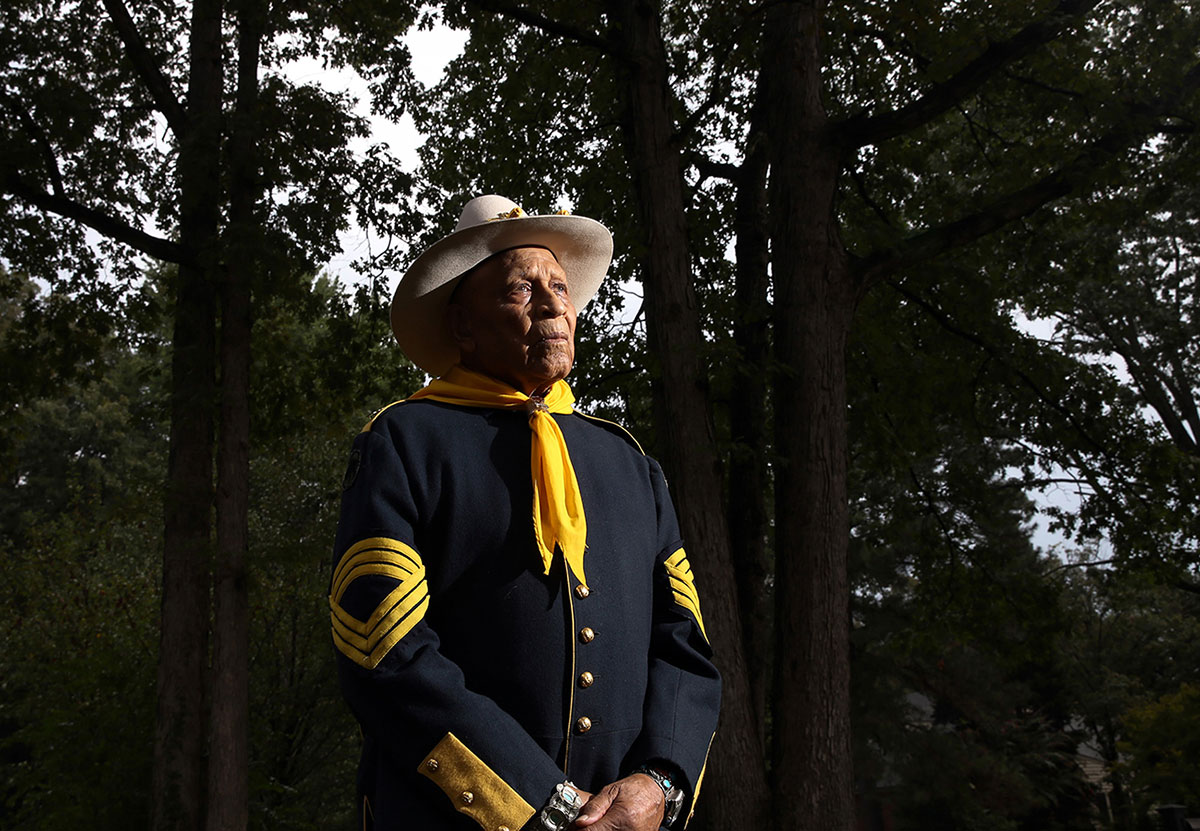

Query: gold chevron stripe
<box><xmin>330</xmin><ymin>537</ymin><xmax>430</xmax><ymax>669</ymax></box>
<box><xmin>331</xmin><ymin>581</ymin><xmax>430</xmax><ymax>647</ymax></box>
<box><xmin>333</xmin><ymin>595</ymin><xmax>431</xmax><ymax>668</ymax></box>
<box><xmin>669</xmin><ymin>578</ymin><xmax>703</xmax><ymax>617</ymax></box>
<box><xmin>665</xmin><ymin>548</ymin><xmax>690</xmax><ymax>571</ymax></box>
<box><xmin>331</xmin><ymin>537</ymin><xmax>422</xmax><ymax>599</ymax></box>
<box><xmin>664</xmin><ymin>548</ymin><xmax>708</xmax><ymax>642</ymax></box>
<box><xmin>332</xmin><ymin>559</ymin><xmax>420</xmax><ymax>609</ymax></box>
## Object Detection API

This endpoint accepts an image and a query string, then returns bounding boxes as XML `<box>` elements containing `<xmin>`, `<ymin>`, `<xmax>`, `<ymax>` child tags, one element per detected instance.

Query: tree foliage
<box><xmin>387</xmin><ymin>1</ymin><xmax>1200</xmax><ymax>828</ymax></box>
<box><xmin>2</xmin><ymin>2</ymin><xmax>424</xmax><ymax>827</ymax></box>
<box><xmin>3</xmin><ymin>0</ymin><xmax>1200</xmax><ymax>829</ymax></box>
<box><xmin>1119</xmin><ymin>684</ymin><xmax>1200</xmax><ymax>813</ymax></box>
<box><xmin>0</xmin><ymin>271</ymin><xmax>417</xmax><ymax>829</ymax></box>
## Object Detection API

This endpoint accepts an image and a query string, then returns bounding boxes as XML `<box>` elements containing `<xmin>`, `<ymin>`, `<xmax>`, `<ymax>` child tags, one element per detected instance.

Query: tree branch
<box><xmin>1094</xmin><ymin>319</ymin><xmax>1198</xmax><ymax>452</ymax></box>
<box><xmin>674</xmin><ymin>42</ymin><xmax>741</xmax><ymax>144</ymax></box>
<box><xmin>1002</xmin><ymin>67</ymin><xmax>1086</xmax><ymax>101</ymax></box>
<box><xmin>101</xmin><ymin>0</ymin><xmax>189</xmax><ymax>139</ymax></box>
<box><xmin>885</xmin><ymin>278</ymin><xmax>1115</xmax><ymax>463</ymax></box>
<box><xmin>850</xmin><ymin>164</ymin><xmax>896</xmax><ymax>229</ymax></box>
<box><xmin>1164</xmin><ymin>352</ymin><xmax>1200</xmax><ymax>447</ymax></box>
<box><xmin>838</xmin><ymin>0</ymin><xmax>1102</xmax><ymax>148</ymax></box>
<box><xmin>4</xmin><ymin>172</ymin><xmax>191</xmax><ymax>264</ymax></box>
<box><xmin>0</xmin><ymin>93</ymin><xmax>65</xmax><ymax>195</ymax></box>
<box><xmin>1174</xmin><ymin>578</ymin><xmax>1200</xmax><ymax>596</ymax></box>
<box><xmin>852</xmin><ymin>53</ymin><xmax>1200</xmax><ymax>286</ymax></box>
<box><xmin>673</xmin><ymin>4</ymin><xmax>772</xmax><ymax>145</ymax></box>
<box><xmin>1041</xmin><ymin>558</ymin><xmax>1118</xmax><ymax>577</ymax></box>
<box><xmin>462</xmin><ymin>0</ymin><xmax>620</xmax><ymax>57</ymax></box>
<box><xmin>846</xmin><ymin>23</ymin><xmax>932</xmax><ymax>72</ymax></box>
<box><xmin>855</xmin><ymin>156</ymin><xmax>1076</xmax><ymax>285</ymax></box>
<box><xmin>691</xmin><ymin>153</ymin><xmax>740</xmax><ymax>183</ymax></box>
<box><xmin>852</xmin><ymin>96</ymin><xmax>1193</xmax><ymax>287</ymax></box>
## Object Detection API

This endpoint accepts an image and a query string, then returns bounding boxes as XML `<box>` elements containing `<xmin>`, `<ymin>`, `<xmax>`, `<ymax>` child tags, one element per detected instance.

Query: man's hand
<box><xmin>572</xmin><ymin>774</ymin><xmax>665</xmax><ymax>831</ymax></box>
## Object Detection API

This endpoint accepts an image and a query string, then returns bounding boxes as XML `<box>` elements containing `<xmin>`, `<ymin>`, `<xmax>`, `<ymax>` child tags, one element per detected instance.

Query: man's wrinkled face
<box><xmin>448</xmin><ymin>246</ymin><xmax>577</xmax><ymax>396</ymax></box>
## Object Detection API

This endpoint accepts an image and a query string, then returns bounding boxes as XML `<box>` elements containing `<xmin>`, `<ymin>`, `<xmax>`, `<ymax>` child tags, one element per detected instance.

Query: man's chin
<box><xmin>527</xmin><ymin>360</ymin><xmax>574</xmax><ymax>393</ymax></box>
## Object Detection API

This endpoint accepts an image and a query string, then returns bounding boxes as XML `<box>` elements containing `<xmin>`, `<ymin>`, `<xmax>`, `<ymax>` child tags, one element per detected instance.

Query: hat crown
<box><xmin>393</xmin><ymin>193</ymin><xmax>612</xmax><ymax>375</ymax></box>
<box><xmin>454</xmin><ymin>194</ymin><xmax>523</xmax><ymax>232</ymax></box>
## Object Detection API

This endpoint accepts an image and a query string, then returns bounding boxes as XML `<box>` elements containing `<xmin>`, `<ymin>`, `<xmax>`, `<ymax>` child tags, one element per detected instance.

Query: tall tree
<box><xmin>1007</xmin><ymin>141</ymin><xmax>1200</xmax><ymax>578</ymax></box>
<box><xmin>0</xmin><ymin>268</ymin><xmax>422</xmax><ymax>830</ymax></box>
<box><xmin>400</xmin><ymin>1</ymin><xmax>1200</xmax><ymax>828</ymax></box>
<box><xmin>1</xmin><ymin>2</ymin><xmax>418</xmax><ymax>827</ymax></box>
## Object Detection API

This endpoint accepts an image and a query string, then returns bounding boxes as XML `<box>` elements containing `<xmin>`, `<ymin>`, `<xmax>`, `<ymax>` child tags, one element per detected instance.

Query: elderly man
<box><xmin>331</xmin><ymin>195</ymin><xmax>720</xmax><ymax>831</ymax></box>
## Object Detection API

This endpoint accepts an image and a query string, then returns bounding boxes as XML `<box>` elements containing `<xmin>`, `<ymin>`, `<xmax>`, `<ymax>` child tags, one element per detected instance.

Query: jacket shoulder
<box><xmin>572</xmin><ymin>411</ymin><xmax>647</xmax><ymax>455</ymax></box>
<box><xmin>360</xmin><ymin>398</ymin><xmax>453</xmax><ymax>434</ymax></box>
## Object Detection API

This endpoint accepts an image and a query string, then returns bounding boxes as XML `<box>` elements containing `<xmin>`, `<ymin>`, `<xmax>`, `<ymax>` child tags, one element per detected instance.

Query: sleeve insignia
<box><xmin>664</xmin><ymin>548</ymin><xmax>708</xmax><ymax>643</ymax></box>
<box><xmin>342</xmin><ymin>447</ymin><xmax>362</xmax><ymax>490</ymax></box>
<box><xmin>330</xmin><ymin>537</ymin><xmax>430</xmax><ymax>669</ymax></box>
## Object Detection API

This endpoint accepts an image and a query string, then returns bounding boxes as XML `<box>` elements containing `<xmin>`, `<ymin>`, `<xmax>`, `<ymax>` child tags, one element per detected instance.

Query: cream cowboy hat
<box><xmin>390</xmin><ymin>194</ymin><xmax>614</xmax><ymax>375</ymax></box>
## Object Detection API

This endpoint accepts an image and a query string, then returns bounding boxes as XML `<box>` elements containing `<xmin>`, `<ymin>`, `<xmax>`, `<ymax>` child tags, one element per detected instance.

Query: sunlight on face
<box><xmin>448</xmin><ymin>247</ymin><xmax>577</xmax><ymax>396</ymax></box>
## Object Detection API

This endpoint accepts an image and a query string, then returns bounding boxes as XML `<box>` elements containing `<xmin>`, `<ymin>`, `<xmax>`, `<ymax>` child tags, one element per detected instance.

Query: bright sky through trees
<box><xmin>288</xmin><ymin>24</ymin><xmax>469</xmax><ymax>280</ymax></box>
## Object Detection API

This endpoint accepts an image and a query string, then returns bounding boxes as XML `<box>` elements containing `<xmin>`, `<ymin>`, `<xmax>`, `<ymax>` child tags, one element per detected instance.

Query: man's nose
<box><xmin>534</xmin><ymin>285</ymin><xmax>567</xmax><ymax>317</ymax></box>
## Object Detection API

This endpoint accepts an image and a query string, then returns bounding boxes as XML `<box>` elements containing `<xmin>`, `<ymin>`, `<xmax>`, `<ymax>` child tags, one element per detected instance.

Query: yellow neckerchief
<box><xmin>408</xmin><ymin>365</ymin><xmax>588</xmax><ymax>588</ymax></box>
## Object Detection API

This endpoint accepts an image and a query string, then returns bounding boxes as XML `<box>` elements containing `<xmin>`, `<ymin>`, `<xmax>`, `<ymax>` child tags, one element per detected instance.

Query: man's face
<box><xmin>448</xmin><ymin>246</ymin><xmax>577</xmax><ymax>396</ymax></box>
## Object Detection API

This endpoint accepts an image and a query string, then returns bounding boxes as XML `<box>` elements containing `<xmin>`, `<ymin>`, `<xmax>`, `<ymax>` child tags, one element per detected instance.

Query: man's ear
<box><xmin>446</xmin><ymin>303</ymin><xmax>475</xmax><ymax>354</ymax></box>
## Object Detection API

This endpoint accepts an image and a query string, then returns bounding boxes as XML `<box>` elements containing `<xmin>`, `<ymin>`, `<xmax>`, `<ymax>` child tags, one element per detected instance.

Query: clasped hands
<box><xmin>570</xmin><ymin>773</ymin><xmax>666</xmax><ymax>831</ymax></box>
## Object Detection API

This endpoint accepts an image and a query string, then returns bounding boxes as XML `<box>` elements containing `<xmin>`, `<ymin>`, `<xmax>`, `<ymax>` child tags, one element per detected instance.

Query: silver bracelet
<box><xmin>538</xmin><ymin>781</ymin><xmax>583</xmax><ymax>831</ymax></box>
<box><xmin>634</xmin><ymin>766</ymin><xmax>684</xmax><ymax>828</ymax></box>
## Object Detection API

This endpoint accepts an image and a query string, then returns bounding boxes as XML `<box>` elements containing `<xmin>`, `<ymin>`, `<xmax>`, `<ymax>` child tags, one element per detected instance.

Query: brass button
<box><xmin>461</xmin><ymin>791</ymin><xmax>474</xmax><ymax>805</ymax></box>
<box><xmin>575</xmin><ymin>584</ymin><xmax>590</xmax><ymax>599</ymax></box>
<box><xmin>579</xmin><ymin>626</ymin><xmax>595</xmax><ymax>643</ymax></box>
<box><xmin>426</xmin><ymin>758</ymin><xmax>439</xmax><ymax>772</ymax></box>
<box><xmin>576</xmin><ymin>716</ymin><xmax>592</xmax><ymax>733</ymax></box>
<box><xmin>499</xmin><ymin>827</ymin><xmax>511</xmax><ymax>831</ymax></box>
<box><xmin>578</xmin><ymin>671</ymin><xmax>594</xmax><ymax>688</ymax></box>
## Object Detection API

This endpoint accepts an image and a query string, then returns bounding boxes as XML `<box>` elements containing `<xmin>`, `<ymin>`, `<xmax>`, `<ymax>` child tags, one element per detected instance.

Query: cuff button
<box><xmin>460</xmin><ymin>791</ymin><xmax>474</xmax><ymax>805</ymax></box>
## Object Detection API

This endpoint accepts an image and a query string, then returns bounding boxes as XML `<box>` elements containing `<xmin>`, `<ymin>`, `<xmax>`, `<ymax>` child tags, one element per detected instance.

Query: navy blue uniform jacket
<box><xmin>331</xmin><ymin>398</ymin><xmax>721</xmax><ymax>831</ymax></box>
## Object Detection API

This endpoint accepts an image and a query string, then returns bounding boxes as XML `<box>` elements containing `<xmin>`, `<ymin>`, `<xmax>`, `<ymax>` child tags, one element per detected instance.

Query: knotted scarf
<box><xmin>408</xmin><ymin>365</ymin><xmax>588</xmax><ymax>588</ymax></box>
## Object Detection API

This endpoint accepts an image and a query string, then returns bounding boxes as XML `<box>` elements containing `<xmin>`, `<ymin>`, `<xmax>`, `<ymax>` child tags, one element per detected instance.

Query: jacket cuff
<box><xmin>419</xmin><ymin>732</ymin><xmax>538</xmax><ymax>831</ymax></box>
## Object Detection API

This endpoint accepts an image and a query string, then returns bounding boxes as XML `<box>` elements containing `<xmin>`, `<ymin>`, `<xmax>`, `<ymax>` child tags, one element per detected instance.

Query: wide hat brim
<box><xmin>391</xmin><ymin>196</ymin><xmax>613</xmax><ymax>376</ymax></box>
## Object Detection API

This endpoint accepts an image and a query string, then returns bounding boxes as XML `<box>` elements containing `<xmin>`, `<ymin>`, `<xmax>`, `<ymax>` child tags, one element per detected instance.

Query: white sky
<box><xmin>284</xmin><ymin>25</ymin><xmax>471</xmax><ymax>282</ymax></box>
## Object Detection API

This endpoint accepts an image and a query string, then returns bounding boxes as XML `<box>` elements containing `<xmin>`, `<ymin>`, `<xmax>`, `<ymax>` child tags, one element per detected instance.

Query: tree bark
<box><xmin>763</xmin><ymin>2</ymin><xmax>857</xmax><ymax>830</ymax></box>
<box><xmin>605</xmin><ymin>1</ymin><xmax>771</xmax><ymax>828</ymax></box>
<box><xmin>152</xmin><ymin>1</ymin><xmax>224</xmax><ymax>829</ymax></box>
<box><xmin>206</xmin><ymin>2</ymin><xmax>262</xmax><ymax>828</ymax></box>
<box><xmin>727</xmin><ymin>73</ymin><xmax>774</xmax><ymax>751</ymax></box>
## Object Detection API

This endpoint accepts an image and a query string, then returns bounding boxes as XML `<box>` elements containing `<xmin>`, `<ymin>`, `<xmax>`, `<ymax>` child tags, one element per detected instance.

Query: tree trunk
<box><xmin>727</xmin><ymin>78</ymin><xmax>774</xmax><ymax>751</ymax></box>
<box><xmin>208</xmin><ymin>257</ymin><xmax>251</xmax><ymax>831</ymax></box>
<box><xmin>206</xmin><ymin>3</ymin><xmax>262</xmax><ymax>828</ymax></box>
<box><xmin>152</xmin><ymin>2</ymin><xmax>224</xmax><ymax>829</ymax></box>
<box><xmin>154</xmin><ymin>269</ymin><xmax>216</xmax><ymax>831</ymax></box>
<box><xmin>764</xmin><ymin>2</ymin><xmax>857</xmax><ymax>830</ymax></box>
<box><xmin>606</xmin><ymin>1</ymin><xmax>771</xmax><ymax>828</ymax></box>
